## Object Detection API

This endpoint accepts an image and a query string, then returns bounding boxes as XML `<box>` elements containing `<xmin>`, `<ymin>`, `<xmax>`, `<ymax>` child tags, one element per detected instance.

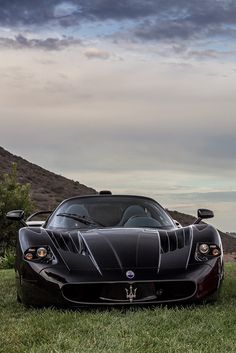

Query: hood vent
<box><xmin>46</xmin><ymin>228</ymin><xmax>191</xmax><ymax>256</ymax></box>
<box><xmin>159</xmin><ymin>228</ymin><xmax>191</xmax><ymax>253</ymax></box>
<box><xmin>46</xmin><ymin>230</ymin><xmax>84</xmax><ymax>254</ymax></box>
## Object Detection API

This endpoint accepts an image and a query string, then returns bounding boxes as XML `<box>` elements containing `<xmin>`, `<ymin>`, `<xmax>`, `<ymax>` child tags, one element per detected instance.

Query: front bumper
<box><xmin>17</xmin><ymin>258</ymin><xmax>223</xmax><ymax>306</ymax></box>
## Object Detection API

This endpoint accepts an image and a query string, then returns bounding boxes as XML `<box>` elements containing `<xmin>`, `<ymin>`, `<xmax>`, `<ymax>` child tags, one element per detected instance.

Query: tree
<box><xmin>0</xmin><ymin>163</ymin><xmax>34</xmax><ymax>254</ymax></box>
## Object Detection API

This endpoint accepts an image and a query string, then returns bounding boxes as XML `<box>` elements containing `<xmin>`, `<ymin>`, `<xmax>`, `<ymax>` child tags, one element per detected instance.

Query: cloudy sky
<box><xmin>0</xmin><ymin>0</ymin><xmax>236</xmax><ymax>230</ymax></box>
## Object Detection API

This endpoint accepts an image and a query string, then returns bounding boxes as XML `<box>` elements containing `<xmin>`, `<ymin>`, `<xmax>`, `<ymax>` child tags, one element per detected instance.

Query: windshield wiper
<box><xmin>56</xmin><ymin>213</ymin><xmax>104</xmax><ymax>227</ymax></box>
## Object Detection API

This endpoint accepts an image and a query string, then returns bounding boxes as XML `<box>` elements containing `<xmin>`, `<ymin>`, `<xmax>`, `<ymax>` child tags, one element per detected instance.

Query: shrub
<box><xmin>0</xmin><ymin>163</ymin><xmax>34</xmax><ymax>255</ymax></box>
<box><xmin>0</xmin><ymin>249</ymin><xmax>15</xmax><ymax>269</ymax></box>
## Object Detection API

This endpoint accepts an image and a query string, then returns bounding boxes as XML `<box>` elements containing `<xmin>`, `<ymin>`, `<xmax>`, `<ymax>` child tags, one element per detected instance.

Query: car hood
<box><xmin>45</xmin><ymin>227</ymin><xmax>194</xmax><ymax>274</ymax></box>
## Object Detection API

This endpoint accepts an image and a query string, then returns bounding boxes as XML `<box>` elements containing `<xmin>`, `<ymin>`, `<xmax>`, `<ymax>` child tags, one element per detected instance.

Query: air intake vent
<box><xmin>159</xmin><ymin>228</ymin><xmax>191</xmax><ymax>253</ymax></box>
<box><xmin>46</xmin><ymin>230</ymin><xmax>83</xmax><ymax>254</ymax></box>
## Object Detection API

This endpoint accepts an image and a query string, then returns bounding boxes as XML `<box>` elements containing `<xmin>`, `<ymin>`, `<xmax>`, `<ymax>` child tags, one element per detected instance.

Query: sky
<box><xmin>0</xmin><ymin>0</ymin><xmax>236</xmax><ymax>231</ymax></box>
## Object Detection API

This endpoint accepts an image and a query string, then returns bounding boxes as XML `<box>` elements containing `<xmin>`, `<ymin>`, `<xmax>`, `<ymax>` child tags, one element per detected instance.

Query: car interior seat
<box><xmin>118</xmin><ymin>205</ymin><xmax>147</xmax><ymax>226</ymax></box>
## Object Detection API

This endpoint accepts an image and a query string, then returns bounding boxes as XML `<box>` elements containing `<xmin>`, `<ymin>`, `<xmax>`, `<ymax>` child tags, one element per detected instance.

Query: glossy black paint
<box><xmin>194</xmin><ymin>208</ymin><xmax>214</xmax><ymax>224</ymax></box>
<box><xmin>13</xmin><ymin>195</ymin><xmax>224</xmax><ymax>307</ymax></box>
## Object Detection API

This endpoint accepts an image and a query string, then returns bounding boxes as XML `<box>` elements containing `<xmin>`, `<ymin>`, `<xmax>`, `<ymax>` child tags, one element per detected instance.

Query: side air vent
<box><xmin>159</xmin><ymin>228</ymin><xmax>191</xmax><ymax>253</ymax></box>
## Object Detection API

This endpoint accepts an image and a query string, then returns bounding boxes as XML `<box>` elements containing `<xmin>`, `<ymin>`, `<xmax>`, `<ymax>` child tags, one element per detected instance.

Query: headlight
<box><xmin>199</xmin><ymin>243</ymin><xmax>210</xmax><ymax>254</ymax></box>
<box><xmin>196</xmin><ymin>243</ymin><xmax>221</xmax><ymax>261</ymax></box>
<box><xmin>36</xmin><ymin>247</ymin><xmax>48</xmax><ymax>258</ymax></box>
<box><xmin>212</xmin><ymin>248</ymin><xmax>221</xmax><ymax>256</ymax></box>
<box><xmin>24</xmin><ymin>246</ymin><xmax>53</xmax><ymax>262</ymax></box>
<box><xmin>25</xmin><ymin>252</ymin><xmax>34</xmax><ymax>261</ymax></box>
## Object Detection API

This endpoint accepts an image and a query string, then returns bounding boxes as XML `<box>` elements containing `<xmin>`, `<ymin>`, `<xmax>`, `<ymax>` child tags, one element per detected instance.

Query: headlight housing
<box><xmin>24</xmin><ymin>246</ymin><xmax>53</xmax><ymax>263</ymax></box>
<box><xmin>195</xmin><ymin>243</ymin><xmax>221</xmax><ymax>261</ymax></box>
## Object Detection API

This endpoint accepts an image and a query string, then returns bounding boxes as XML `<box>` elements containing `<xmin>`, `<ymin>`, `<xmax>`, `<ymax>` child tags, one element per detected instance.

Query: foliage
<box><xmin>0</xmin><ymin>163</ymin><xmax>34</xmax><ymax>254</ymax></box>
<box><xmin>0</xmin><ymin>249</ymin><xmax>15</xmax><ymax>269</ymax></box>
<box><xmin>0</xmin><ymin>263</ymin><xmax>235</xmax><ymax>353</ymax></box>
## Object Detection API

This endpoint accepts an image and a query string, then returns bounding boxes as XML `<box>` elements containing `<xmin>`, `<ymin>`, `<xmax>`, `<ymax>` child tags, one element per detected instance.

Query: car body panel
<box><xmin>13</xmin><ymin>195</ymin><xmax>223</xmax><ymax>307</ymax></box>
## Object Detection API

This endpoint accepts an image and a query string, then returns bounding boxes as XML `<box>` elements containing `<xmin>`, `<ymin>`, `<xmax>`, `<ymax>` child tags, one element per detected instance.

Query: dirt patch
<box><xmin>224</xmin><ymin>252</ymin><xmax>236</xmax><ymax>262</ymax></box>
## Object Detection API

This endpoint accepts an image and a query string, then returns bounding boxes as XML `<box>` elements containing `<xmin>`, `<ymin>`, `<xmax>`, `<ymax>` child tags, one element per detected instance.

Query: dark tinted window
<box><xmin>47</xmin><ymin>196</ymin><xmax>174</xmax><ymax>230</ymax></box>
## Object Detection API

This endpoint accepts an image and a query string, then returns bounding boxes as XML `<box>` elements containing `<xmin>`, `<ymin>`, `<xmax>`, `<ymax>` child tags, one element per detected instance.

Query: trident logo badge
<box><xmin>125</xmin><ymin>284</ymin><xmax>137</xmax><ymax>302</ymax></box>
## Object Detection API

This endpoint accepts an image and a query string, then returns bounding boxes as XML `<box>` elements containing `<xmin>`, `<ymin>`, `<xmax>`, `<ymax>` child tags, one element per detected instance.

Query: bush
<box><xmin>0</xmin><ymin>249</ymin><xmax>15</xmax><ymax>269</ymax></box>
<box><xmin>0</xmin><ymin>163</ymin><xmax>34</xmax><ymax>255</ymax></box>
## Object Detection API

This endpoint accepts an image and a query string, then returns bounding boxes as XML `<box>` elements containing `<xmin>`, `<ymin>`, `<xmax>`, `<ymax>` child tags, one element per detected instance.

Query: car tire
<box><xmin>16</xmin><ymin>292</ymin><xmax>22</xmax><ymax>303</ymax></box>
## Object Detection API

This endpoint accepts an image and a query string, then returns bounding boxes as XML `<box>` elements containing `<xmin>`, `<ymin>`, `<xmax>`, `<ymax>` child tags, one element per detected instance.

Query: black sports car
<box><xmin>7</xmin><ymin>192</ymin><xmax>224</xmax><ymax>307</ymax></box>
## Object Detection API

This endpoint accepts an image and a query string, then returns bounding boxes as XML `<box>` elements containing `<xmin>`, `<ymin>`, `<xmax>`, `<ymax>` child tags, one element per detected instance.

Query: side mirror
<box><xmin>194</xmin><ymin>208</ymin><xmax>214</xmax><ymax>224</ymax></box>
<box><xmin>6</xmin><ymin>210</ymin><xmax>27</xmax><ymax>227</ymax></box>
<box><xmin>197</xmin><ymin>209</ymin><xmax>214</xmax><ymax>219</ymax></box>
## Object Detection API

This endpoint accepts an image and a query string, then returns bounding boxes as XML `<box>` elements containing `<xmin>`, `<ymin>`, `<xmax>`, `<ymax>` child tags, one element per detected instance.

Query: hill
<box><xmin>0</xmin><ymin>146</ymin><xmax>235</xmax><ymax>254</ymax></box>
<box><xmin>0</xmin><ymin>146</ymin><xmax>96</xmax><ymax>210</ymax></box>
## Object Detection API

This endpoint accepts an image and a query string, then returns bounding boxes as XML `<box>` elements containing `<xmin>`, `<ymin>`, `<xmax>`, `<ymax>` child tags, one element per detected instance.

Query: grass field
<box><xmin>0</xmin><ymin>264</ymin><xmax>235</xmax><ymax>353</ymax></box>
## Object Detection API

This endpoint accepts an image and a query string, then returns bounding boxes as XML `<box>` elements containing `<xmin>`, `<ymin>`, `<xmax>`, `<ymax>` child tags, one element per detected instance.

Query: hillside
<box><xmin>0</xmin><ymin>146</ymin><xmax>96</xmax><ymax>210</ymax></box>
<box><xmin>0</xmin><ymin>146</ymin><xmax>236</xmax><ymax>254</ymax></box>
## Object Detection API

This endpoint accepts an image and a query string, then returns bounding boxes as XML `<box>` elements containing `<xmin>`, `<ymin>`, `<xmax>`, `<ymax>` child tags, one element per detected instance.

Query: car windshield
<box><xmin>46</xmin><ymin>196</ymin><xmax>174</xmax><ymax>230</ymax></box>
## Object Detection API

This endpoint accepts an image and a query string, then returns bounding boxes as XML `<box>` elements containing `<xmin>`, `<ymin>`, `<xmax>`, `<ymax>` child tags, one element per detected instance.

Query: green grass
<box><xmin>0</xmin><ymin>264</ymin><xmax>235</xmax><ymax>353</ymax></box>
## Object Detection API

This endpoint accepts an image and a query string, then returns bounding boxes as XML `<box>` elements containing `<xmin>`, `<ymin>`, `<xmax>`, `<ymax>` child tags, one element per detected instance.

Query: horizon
<box><xmin>1</xmin><ymin>145</ymin><xmax>235</xmax><ymax>233</ymax></box>
<box><xmin>0</xmin><ymin>1</ymin><xmax>236</xmax><ymax>231</ymax></box>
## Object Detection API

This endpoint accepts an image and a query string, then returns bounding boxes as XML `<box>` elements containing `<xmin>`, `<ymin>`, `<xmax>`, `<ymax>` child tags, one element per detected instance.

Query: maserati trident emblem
<box><xmin>125</xmin><ymin>284</ymin><xmax>137</xmax><ymax>302</ymax></box>
<box><xmin>126</xmin><ymin>270</ymin><xmax>135</xmax><ymax>279</ymax></box>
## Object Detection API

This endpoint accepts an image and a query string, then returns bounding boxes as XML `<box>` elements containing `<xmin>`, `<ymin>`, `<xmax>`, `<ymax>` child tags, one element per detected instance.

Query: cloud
<box><xmin>187</xmin><ymin>49</ymin><xmax>225</xmax><ymax>59</ymax></box>
<box><xmin>0</xmin><ymin>0</ymin><xmax>155</xmax><ymax>26</ymax></box>
<box><xmin>134</xmin><ymin>19</ymin><xmax>199</xmax><ymax>41</ymax></box>
<box><xmin>0</xmin><ymin>0</ymin><xmax>58</xmax><ymax>26</ymax></box>
<box><xmin>1</xmin><ymin>0</ymin><xmax>236</xmax><ymax>45</ymax></box>
<box><xmin>54</xmin><ymin>2</ymin><xmax>81</xmax><ymax>18</ymax></box>
<box><xmin>160</xmin><ymin>191</ymin><xmax>236</xmax><ymax>204</ymax></box>
<box><xmin>0</xmin><ymin>34</ymin><xmax>82</xmax><ymax>50</ymax></box>
<box><xmin>132</xmin><ymin>1</ymin><xmax>236</xmax><ymax>42</ymax></box>
<box><xmin>84</xmin><ymin>47</ymin><xmax>110</xmax><ymax>59</ymax></box>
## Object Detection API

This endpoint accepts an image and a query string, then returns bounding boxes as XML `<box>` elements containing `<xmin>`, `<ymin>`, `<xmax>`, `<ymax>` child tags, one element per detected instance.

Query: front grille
<box><xmin>62</xmin><ymin>281</ymin><xmax>196</xmax><ymax>304</ymax></box>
